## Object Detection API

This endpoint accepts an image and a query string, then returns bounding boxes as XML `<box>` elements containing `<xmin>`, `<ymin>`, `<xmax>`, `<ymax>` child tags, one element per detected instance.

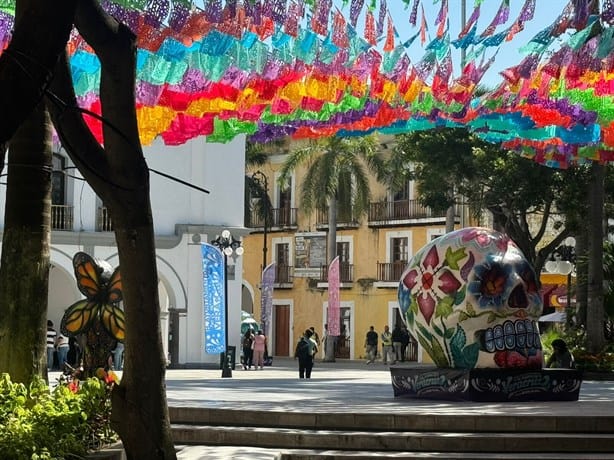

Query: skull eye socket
<box><xmin>518</xmin><ymin>263</ymin><xmax>538</xmax><ymax>294</ymax></box>
<box><xmin>479</xmin><ymin>264</ymin><xmax>506</xmax><ymax>298</ymax></box>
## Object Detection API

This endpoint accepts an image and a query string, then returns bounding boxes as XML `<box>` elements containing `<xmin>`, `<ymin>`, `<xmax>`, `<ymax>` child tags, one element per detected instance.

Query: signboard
<box><xmin>295</xmin><ymin>234</ymin><xmax>326</xmax><ymax>268</ymax></box>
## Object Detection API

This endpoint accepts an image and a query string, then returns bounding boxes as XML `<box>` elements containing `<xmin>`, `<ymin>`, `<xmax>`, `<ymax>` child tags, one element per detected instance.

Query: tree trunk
<box><xmin>46</xmin><ymin>0</ymin><xmax>176</xmax><ymax>456</ymax></box>
<box><xmin>0</xmin><ymin>103</ymin><xmax>52</xmax><ymax>383</ymax></box>
<box><xmin>325</xmin><ymin>199</ymin><xmax>338</xmax><ymax>362</ymax></box>
<box><xmin>575</xmin><ymin>230</ymin><xmax>589</xmax><ymax>327</ymax></box>
<box><xmin>586</xmin><ymin>163</ymin><xmax>605</xmax><ymax>352</ymax></box>
<box><xmin>445</xmin><ymin>203</ymin><xmax>455</xmax><ymax>233</ymax></box>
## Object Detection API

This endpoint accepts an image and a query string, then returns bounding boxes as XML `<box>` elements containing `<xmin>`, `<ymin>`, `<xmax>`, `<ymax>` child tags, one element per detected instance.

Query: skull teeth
<box><xmin>483</xmin><ymin>320</ymin><xmax>541</xmax><ymax>353</ymax></box>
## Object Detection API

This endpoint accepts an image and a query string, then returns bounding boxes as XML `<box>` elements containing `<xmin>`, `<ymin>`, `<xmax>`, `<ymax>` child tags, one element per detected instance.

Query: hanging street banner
<box><xmin>328</xmin><ymin>256</ymin><xmax>341</xmax><ymax>336</ymax></box>
<box><xmin>201</xmin><ymin>243</ymin><xmax>225</xmax><ymax>354</ymax></box>
<box><xmin>260</xmin><ymin>262</ymin><xmax>276</xmax><ymax>340</ymax></box>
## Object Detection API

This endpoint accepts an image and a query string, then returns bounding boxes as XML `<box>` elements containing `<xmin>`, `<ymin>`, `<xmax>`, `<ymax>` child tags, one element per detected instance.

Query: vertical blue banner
<box><xmin>202</xmin><ymin>243</ymin><xmax>225</xmax><ymax>354</ymax></box>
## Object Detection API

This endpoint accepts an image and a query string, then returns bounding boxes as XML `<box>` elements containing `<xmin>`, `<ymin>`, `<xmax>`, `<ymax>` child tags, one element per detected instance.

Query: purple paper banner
<box><xmin>260</xmin><ymin>262</ymin><xmax>276</xmax><ymax>339</ymax></box>
<box><xmin>327</xmin><ymin>256</ymin><xmax>340</xmax><ymax>336</ymax></box>
<box><xmin>202</xmin><ymin>243</ymin><xmax>225</xmax><ymax>354</ymax></box>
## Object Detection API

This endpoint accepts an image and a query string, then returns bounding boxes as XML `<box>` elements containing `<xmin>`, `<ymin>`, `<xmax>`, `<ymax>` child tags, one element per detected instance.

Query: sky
<box><xmin>336</xmin><ymin>0</ymin><xmax>572</xmax><ymax>87</ymax></box>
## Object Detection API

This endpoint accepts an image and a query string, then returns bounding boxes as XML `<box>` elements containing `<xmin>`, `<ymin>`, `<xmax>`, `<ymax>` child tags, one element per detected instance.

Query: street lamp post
<box><xmin>211</xmin><ymin>229</ymin><xmax>244</xmax><ymax>378</ymax></box>
<box><xmin>251</xmin><ymin>170</ymin><xmax>268</xmax><ymax>275</ymax></box>
<box><xmin>545</xmin><ymin>237</ymin><xmax>576</xmax><ymax>326</ymax></box>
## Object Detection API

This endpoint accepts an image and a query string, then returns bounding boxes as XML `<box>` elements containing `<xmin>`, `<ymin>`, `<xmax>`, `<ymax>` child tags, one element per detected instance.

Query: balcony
<box><xmin>51</xmin><ymin>205</ymin><xmax>73</xmax><ymax>231</ymax></box>
<box><xmin>368</xmin><ymin>199</ymin><xmax>458</xmax><ymax>226</ymax></box>
<box><xmin>317</xmin><ymin>262</ymin><xmax>354</xmax><ymax>284</ymax></box>
<box><xmin>248</xmin><ymin>207</ymin><xmax>297</xmax><ymax>231</ymax></box>
<box><xmin>273</xmin><ymin>264</ymin><xmax>294</xmax><ymax>288</ymax></box>
<box><xmin>315</xmin><ymin>209</ymin><xmax>360</xmax><ymax>230</ymax></box>
<box><xmin>96</xmin><ymin>207</ymin><xmax>113</xmax><ymax>232</ymax></box>
<box><xmin>376</xmin><ymin>261</ymin><xmax>408</xmax><ymax>283</ymax></box>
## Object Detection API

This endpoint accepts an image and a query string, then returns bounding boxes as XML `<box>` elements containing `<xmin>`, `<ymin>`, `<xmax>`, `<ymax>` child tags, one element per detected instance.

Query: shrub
<box><xmin>0</xmin><ymin>372</ymin><xmax>118</xmax><ymax>459</ymax></box>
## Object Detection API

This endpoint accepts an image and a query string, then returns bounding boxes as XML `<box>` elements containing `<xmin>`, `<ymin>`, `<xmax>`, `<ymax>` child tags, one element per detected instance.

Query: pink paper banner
<box><xmin>327</xmin><ymin>256</ymin><xmax>340</xmax><ymax>336</ymax></box>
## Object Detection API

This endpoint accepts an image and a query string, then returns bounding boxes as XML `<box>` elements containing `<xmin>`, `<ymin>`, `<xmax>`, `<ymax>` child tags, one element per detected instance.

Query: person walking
<box><xmin>400</xmin><ymin>325</ymin><xmax>411</xmax><ymax>361</ymax></box>
<box><xmin>46</xmin><ymin>320</ymin><xmax>57</xmax><ymax>371</ymax></box>
<box><xmin>55</xmin><ymin>332</ymin><xmax>70</xmax><ymax>371</ymax></box>
<box><xmin>392</xmin><ymin>324</ymin><xmax>404</xmax><ymax>364</ymax></box>
<box><xmin>364</xmin><ymin>326</ymin><xmax>378</xmax><ymax>364</ymax></box>
<box><xmin>112</xmin><ymin>341</ymin><xmax>124</xmax><ymax>371</ymax></box>
<box><xmin>252</xmin><ymin>330</ymin><xmax>267</xmax><ymax>370</ymax></box>
<box><xmin>295</xmin><ymin>329</ymin><xmax>318</xmax><ymax>378</ymax></box>
<box><xmin>242</xmin><ymin>329</ymin><xmax>254</xmax><ymax>370</ymax></box>
<box><xmin>381</xmin><ymin>325</ymin><xmax>394</xmax><ymax>365</ymax></box>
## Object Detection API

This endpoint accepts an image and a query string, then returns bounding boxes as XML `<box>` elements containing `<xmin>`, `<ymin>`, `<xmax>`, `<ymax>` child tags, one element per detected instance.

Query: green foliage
<box><xmin>390</xmin><ymin>129</ymin><xmax>592</xmax><ymax>274</ymax></box>
<box><xmin>278</xmin><ymin>135</ymin><xmax>385</xmax><ymax>216</ymax></box>
<box><xmin>0</xmin><ymin>373</ymin><xmax>117</xmax><ymax>460</ymax></box>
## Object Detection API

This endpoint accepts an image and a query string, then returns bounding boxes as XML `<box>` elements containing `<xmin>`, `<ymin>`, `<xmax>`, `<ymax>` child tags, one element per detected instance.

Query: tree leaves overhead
<box><xmin>390</xmin><ymin>128</ymin><xmax>593</xmax><ymax>274</ymax></box>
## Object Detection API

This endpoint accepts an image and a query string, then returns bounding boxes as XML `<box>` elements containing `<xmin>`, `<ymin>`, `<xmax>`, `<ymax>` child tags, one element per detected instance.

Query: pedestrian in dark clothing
<box><xmin>364</xmin><ymin>326</ymin><xmax>378</xmax><ymax>364</ymax></box>
<box><xmin>546</xmin><ymin>339</ymin><xmax>575</xmax><ymax>369</ymax></box>
<box><xmin>392</xmin><ymin>324</ymin><xmax>404</xmax><ymax>364</ymax></box>
<box><xmin>400</xmin><ymin>326</ymin><xmax>410</xmax><ymax>361</ymax></box>
<box><xmin>295</xmin><ymin>329</ymin><xmax>318</xmax><ymax>378</ymax></box>
<box><xmin>242</xmin><ymin>329</ymin><xmax>254</xmax><ymax>370</ymax></box>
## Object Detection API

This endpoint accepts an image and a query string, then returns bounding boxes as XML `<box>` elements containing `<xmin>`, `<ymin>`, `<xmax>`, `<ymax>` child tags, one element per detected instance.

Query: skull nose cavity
<box><xmin>508</xmin><ymin>284</ymin><xmax>528</xmax><ymax>309</ymax></box>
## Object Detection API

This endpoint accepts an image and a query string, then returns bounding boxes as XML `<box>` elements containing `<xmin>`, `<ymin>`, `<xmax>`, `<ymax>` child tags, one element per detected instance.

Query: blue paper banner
<box><xmin>202</xmin><ymin>243</ymin><xmax>225</xmax><ymax>354</ymax></box>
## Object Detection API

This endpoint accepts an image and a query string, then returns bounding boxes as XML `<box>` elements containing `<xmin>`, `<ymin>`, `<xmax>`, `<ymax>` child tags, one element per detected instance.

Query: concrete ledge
<box><xmin>86</xmin><ymin>442</ymin><xmax>126</xmax><ymax>460</ymax></box>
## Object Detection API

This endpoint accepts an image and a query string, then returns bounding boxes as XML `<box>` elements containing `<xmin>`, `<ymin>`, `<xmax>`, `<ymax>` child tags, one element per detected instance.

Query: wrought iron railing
<box><xmin>51</xmin><ymin>205</ymin><xmax>73</xmax><ymax>231</ymax></box>
<box><xmin>315</xmin><ymin>209</ymin><xmax>360</xmax><ymax>228</ymax></box>
<box><xmin>368</xmin><ymin>199</ymin><xmax>457</xmax><ymax>223</ymax></box>
<box><xmin>96</xmin><ymin>207</ymin><xmax>113</xmax><ymax>232</ymax></box>
<box><xmin>274</xmin><ymin>264</ymin><xmax>294</xmax><ymax>284</ymax></box>
<box><xmin>318</xmin><ymin>262</ymin><xmax>354</xmax><ymax>283</ymax></box>
<box><xmin>248</xmin><ymin>207</ymin><xmax>297</xmax><ymax>229</ymax></box>
<box><xmin>376</xmin><ymin>262</ymin><xmax>408</xmax><ymax>282</ymax></box>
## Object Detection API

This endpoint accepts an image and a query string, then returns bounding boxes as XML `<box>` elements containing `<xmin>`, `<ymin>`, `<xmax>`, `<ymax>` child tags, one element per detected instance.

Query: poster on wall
<box><xmin>295</xmin><ymin>234</ymin><xmax>326</xmax><ymax>269</ymax></box>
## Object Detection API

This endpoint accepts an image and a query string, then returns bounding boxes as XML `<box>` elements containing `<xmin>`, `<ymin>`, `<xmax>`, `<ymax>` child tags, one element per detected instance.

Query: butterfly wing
<box><xmin>61</xmin><ymin>299</ymin><xmax>97</xmax><ymax>336</ymax></box>
<box><xmin>73</xmin><ymin>252</ymin><xmax>102</xmax><ymax>299</ymax></box>
<box><xmin>106</xmin><ymin>267</ymin><xmax>123</xmax><ymax>304</ymax></box>
<box><xmin>100</xmin><ymin>303</ymin><xmax>126</xmax><ymax>341</ymax></box>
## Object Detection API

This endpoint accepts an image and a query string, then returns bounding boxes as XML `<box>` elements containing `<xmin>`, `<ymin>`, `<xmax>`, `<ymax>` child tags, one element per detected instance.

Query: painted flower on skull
<box><xmin>398</xmin><ymin>227</ymin><xmax>543</xmax><ymax>369</ymax></box>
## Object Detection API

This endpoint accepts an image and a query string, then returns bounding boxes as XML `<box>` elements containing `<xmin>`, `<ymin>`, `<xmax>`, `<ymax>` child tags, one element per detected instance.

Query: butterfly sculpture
<box><xmin>61</xmin><ymin>252</ymin><xmax>125</xmax><ymax>343</ymax></box>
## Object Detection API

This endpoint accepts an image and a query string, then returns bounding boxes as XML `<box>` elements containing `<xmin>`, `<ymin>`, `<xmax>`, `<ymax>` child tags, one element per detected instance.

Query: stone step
<box><xmin>171</xmin><ymin>424</ymin><xmax>614</xmax><ymax>454</ymax></box>
<box><xmin>174</xmin><ymin>445</ymin><xmax>614</xmax><ymax>460</ymax></box>
<box><xmin>169</xmin><ymin>406</ymin><xmax>614</xmax><ymax>434</ymax></box>
<box><xmin>274</xmin><ymin>451</ymin><xmax>614</xmax><ymax>460</ymax></box>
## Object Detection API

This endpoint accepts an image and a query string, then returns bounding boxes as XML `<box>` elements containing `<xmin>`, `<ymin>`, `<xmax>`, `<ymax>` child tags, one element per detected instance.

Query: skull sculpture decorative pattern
<box><xmin>398</xmin><ymin>227</ymin><xmax>543</xmax><ymax>369</ymax></box>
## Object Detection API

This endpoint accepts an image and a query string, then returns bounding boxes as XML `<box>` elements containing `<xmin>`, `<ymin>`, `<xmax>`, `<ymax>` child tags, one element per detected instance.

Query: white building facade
<box><xmin>0</xmin><ymin>135</ymin><xmax>247</xmax><ymax>367</ymax></box>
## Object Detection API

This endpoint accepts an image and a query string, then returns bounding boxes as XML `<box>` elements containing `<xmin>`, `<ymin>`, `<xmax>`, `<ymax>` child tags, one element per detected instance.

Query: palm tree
<box><xmin>244</xmin><ymin>141</ymin><xmax>273</xmax><ymax>232</ymax></box>
<box><xmin>278</xmin><ymin>135</ymin><xmax>386</xmax><ymax>361</ymax></box>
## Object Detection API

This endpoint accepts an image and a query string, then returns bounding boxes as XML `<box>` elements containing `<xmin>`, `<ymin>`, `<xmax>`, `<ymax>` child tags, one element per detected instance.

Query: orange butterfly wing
<box><xmin>73</xmin><ymin>252</ymin><xmax>102</xmax><ymax>299</ymax></box>
<box><xmin>100</xmin><ymin>303</ymin><xmax>126</xmax><ymax>341</ymax></box>
<box><xmin>107</xmin><ymin>267</ymin><xmax>123</xmax><ymax>304</ymax></box>
<box><xmin>61</xmin><ymin>299</ymin><xmax>97</xmax><ymax>336</ymax></box>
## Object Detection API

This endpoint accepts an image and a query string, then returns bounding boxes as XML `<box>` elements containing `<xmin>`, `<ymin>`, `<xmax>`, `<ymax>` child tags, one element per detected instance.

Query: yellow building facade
<box><xmin>241</xmin><ymin>151</ymin><xmax>456</xmax><ymax>362</ymax></box>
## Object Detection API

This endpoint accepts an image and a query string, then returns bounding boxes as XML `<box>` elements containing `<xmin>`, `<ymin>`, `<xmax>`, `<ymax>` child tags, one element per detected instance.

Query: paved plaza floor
<box><xmin>164</xmin><ymin>358</ymin><xmax>614</xmax><ymax>459</ymax></box>
<box><xmin>50</xmin><ymin>358</ymin><xmax>614</xmax><ymax>459</ymax></box>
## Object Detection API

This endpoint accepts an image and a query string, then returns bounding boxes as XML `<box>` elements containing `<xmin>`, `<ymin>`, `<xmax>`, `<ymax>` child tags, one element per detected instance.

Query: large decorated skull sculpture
<box><xmin>398</xmin><ymin>227</ymin><xmax>543</xmax><ymax>369</ymax></box>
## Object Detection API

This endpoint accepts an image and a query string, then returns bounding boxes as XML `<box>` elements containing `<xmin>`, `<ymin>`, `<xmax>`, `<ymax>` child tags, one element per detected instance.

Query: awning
<box><xmin>539</xmin><ymin>311</ymin><xmax>566</xmax><ymax>322</ymax></box>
